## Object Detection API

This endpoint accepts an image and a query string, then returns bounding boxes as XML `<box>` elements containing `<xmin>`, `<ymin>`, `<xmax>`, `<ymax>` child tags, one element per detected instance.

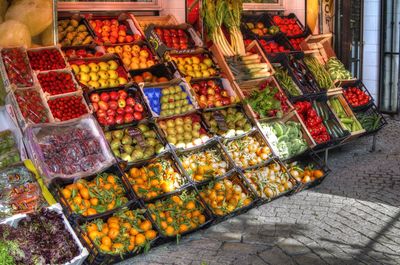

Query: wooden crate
<box><xmin>135</xmin><ymin>14</ymin><xmax>178</xmax><ymax>31</ymax></box>
<box><xmin>327</xmin><ymin>92</ymin><xmax>366</xmax><ymax>142</ymax></box>
<box><xmin>210</xmin><ymin>40</ymin><xmax>275</xmax><ymax>88</ymax></box>
<box><xmin>300</xmin><ymin>34</ymin><xmax>336</xmax><ymax>65</ymax></box>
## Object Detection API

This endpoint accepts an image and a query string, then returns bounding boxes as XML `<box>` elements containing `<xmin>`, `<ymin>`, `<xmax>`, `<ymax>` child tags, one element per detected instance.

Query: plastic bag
<box><xmin>1</xmin><ymin>47</ymin><xmax>34</xmax><ymax>88</ymax></box>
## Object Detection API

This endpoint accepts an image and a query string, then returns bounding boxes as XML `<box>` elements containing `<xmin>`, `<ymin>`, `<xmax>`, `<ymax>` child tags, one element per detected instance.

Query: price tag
<box><xmin>127</xmin><ymin>128</ymin><xmax>146</xmax><ymax>148</ymax></box>
<box><xmin>212</xmin><ymin>111</ymin><xmax>228</xmax><ymax>131</ymax></box>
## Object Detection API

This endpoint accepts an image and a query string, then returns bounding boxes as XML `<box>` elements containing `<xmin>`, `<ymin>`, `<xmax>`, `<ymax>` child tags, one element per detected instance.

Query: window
<box><xmin>243</xmin><ymin>0</ymin><xmax>284</xmax><ymax>10</ymax></box>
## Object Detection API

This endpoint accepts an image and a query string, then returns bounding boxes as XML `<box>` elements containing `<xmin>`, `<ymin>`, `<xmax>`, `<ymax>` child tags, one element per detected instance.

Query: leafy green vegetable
<box><xmin>245</xmin><ymin>86</ymin><xmax>283</xmax><ymax>118</ymax></box>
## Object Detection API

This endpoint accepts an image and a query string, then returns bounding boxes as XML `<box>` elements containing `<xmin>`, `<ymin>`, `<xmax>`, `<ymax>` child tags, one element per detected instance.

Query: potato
<box><xmin>0</xmin><ymin>20</ymin><xmax>31</xmax><ymax>47</ymax></box>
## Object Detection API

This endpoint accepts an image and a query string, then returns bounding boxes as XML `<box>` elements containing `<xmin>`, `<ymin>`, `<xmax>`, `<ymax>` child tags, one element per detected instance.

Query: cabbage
<box><xmin>5</xmin><ymin>0</ymin><xmax>53</xmax><ymax>37</ymax></box>
<box><xmin>0</xmin><ymin>20</ymin><xmax>31</xmax><ymax>47</ymax></box>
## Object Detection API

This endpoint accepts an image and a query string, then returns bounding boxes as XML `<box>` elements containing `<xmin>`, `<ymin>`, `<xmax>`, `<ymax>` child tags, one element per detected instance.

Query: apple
<box><xmin>97</xmin><ymin>109</ymin><xmax>107</xmax><ymax>118</ymax></box>
<box><xmin>124</xmin><ymin>113</ymin><xmax>134</xmax><ymax>123</ymax></box>
<box><xmin>134</xmin><ymin>103</ymin><xmax>143</xmax><ymax>112</ymax></box>
<box><xmin>79</xmin><ymin>64</ymin><xmax>90</xmax><ymax>73</ymax></box>
<box><xmin>109</xmin><ymin>91</ymin><xmax>119</xmax><ymax>101</ymax></box>
<box><xmin>100</xmin><ymin>92</ymin><xmax>110</xmax><ymax>102</ymax></box>
<box><xmin>88</xmin><ymin>80</ymin><xmax>100</xmax><ymax>89</ymax></box>
<box><xmin>98</xmin><ymin>70</ymin><xmax>109</xmax><ymax>80</ymax></box>
<box><xmin>118</xmin><ymin>99</ymin><xmax>126</xmax><ymax>108</ymax></box>
<box><xmin>106</xmin><ymin>109</ymin><xmax>116</xmax><ymax>117</ymax></box>
<box><xmin>90</xmin><ymin>93</ymin><xmax>100</xmax><ymax>103</ymax></box>
<box><xmin>89</xmin><ymin>72</ymin><xmax>99</xmax><ymax>81</ymax></box>
<box><xmin>98</xmin><ymin>79</ymin><xmax>109</xmax><ymax>88</ymax></box>
<box><xmin>98</xmin><ymin>116</ymin><xmax>107</xmax><ymax>125</ymax></box>
<box><xmin>125</xmin><ymin>105</ymin><xmax>134</xmax><ymax>113</ymax></box>
<box><xmin>134</xmin><ymin>112</ymin><xmax>143</xmax><ymax>120</ymax></box>
<box><xmin>88</xmin><ymin>62</ymin><xmax>99</xmax><ymax>72</ymax></box>
<box><xmin>118</xmin><ymin>77</ymin><xmax>128</xmax><ymax>85</ymax></box>
<box><xmin>98</xmin><ymin>101</ymin><xmax>109</xmax><ymax>111</ymax></box>
<box><xmin>78</xmin><ymin>72</ymin><xmax>90</xmax><ymax>82</ymax></box>
<box><xmin>106</xmin><ymin>115</ymin><xmax>115</xmax><ymax>125</ymax></box>
<box><xmin>126</xmin><ymin>97</ymin><xmax>135</xmax><ymax>106</ymax></box>
<box><xmin>109</xmin><ymin>79</ymin><xmax>120</xmax><ymax>88</ymax></box>
<box><xmin>108</xmin><ymin>60</ymin><xmax>119</xmax><ymax>70</ymax></box>
<box><xmin>115</xmin><ymin>115</ymin><xmax>124</xmax><ymax>124</ymax></box>
<box><xmin>98</xmin><ymin>62</ymin><xmax>109</xmax><ymax>71</ymax></box>
<box><xmin>109</xmin><ymin>101</ymin><xmax>118</xmax><ymax>110</ymax></box>
<box><xmin>92</xmin><ymin>102</ymin><xmax>99</xmax><ymax>111</ymax></box>
<box><xmin>117</xmin><ymin>107</ymin><xmax>125</xmax><ymax>115</ymax></box>
<box><xmin>71</xmin><ymin>64</ymin><xmax>80</xmax><ymax>74</ymax></box>
<box><xmin>118</xmin><ymin>90</ymin><xmax>128</xmax><ymax>99</ymax></box>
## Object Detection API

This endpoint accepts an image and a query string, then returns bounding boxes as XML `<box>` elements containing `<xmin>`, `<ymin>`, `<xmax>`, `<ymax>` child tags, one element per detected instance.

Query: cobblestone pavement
<box><xmin>119</xmin><ymin>117</ymin><xmax>400</xmax><ymax>265</ymax></box>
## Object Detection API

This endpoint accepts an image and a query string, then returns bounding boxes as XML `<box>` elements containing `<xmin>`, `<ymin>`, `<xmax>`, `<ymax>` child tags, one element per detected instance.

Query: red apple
<box><xmin>92</xmin><ymin>102</ymin><xmax>99</xmax><ymax>112</ymax></box>
<box><xmin>106</xmin><ymin>115</ymin><xmax>115</xmax><ymax>125</ymax></box>
<box><xmin>97</xmin><ymin>109</ymin><xmax>107</xmax><ymax>118</ymax></box>
<box><xmin>100</xmin><ymin>92</ymin><xmax>110</xmax><ymax>102</ymax></box>
<box><xmin>124</xmin><ymin>113</ymin><xmax>134</xmax><ymax>123</ymax></box>
<box><xmin>125</xmin><ymin>105</ymin><xmax>134</xmax><ymax>113</ymax></box>
<box><xmin>133</xmin><ymin>112</ymin><xmax>143</xmax><ymax>120</ymax></box>
<box><xmin>118</xmin><ymin>36</ymin><xmax>125</xmax><ymax>43</ymax></box>
<box><xmin>115</xmin><ymin>115</ymin><xmax>124</xmax><ymax>124</ymax></box>
<box><xmin>103</xmin><ymin>20</ymin><xmax>111</xmax><ymax>26</ymax></box>
<box><xmin>98</xmin><ymin>116</ymin><xmax>107</xmax><ymax>125</ymax></box>
<box><xmin>118</xmin><ymin>99</ymin><xmax>126</xmax><ymax>108</ymax></box>
<box><xmin>118</xmin><ymin>90</ymin><xmax>128</xmax><ymax>99</ymax></box>
<box><xmin>111</xmin><ymin>19</ymin><xmax>119</xmax><ymax>26</ymax></box>
<box><xmin>109</xmin><ymin>36</ymin><xmax>117</xmax><ymax>44</ymax></box>
<box><xmin>126</xmin><ymin>97</ymin><xmax>136</xmax><ymax>106</ymax></box>
<box><xmin>106</xmin><ymin>109</ymin><xmax>116</xmax><ymax>117</ymax></box>
<box><xmin>118</xmin><ymin>25</ymin><xmax>127</xmax><ymax>31</ymax></box>
<box><xmin>109</xmin><ymin>91</ymin><xmax>119</xmax><ymax>100</ymax></box>
<box><xmin>134</xmin><ymin>103</ymin><xmax>144</xmax><ymax>112</ymax></box>
<box><xmin>90</xmin><ymin>93</ymin><xmax>100</xmax><ymax>103</ymax></box>
<box><xmin>98</xmin><ymin>101</ymin><xmax>109</xmax><ymax>111</ymax></box>
<box><xmin>109</xmin><ymin>101</ymin><xmax>118</xmax><ymax>110</ymax></box>
<box><xmin>117</xmin><ymin>107</ymin><xmax>125</xmax><ymax>115</ymax></box>
<box><xmin>126</xmin><ymin>35</ymin><xmax>134</xmax><ymax>42</ymax></box>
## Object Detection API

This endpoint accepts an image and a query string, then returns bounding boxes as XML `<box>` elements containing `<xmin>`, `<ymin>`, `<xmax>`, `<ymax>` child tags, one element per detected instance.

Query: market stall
<box><xmin>0</xmin><ymin>1</ymin><xmax>386</xmax><ymax>264</ymax></box>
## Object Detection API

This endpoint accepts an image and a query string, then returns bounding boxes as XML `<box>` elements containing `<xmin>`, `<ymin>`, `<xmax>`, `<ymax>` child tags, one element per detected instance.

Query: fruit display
<box><xmin>89</xmin><ymin>18</ymin><xmax>142</xmax><ymax>44</ymax></box>
<box><xmin>191</xmin><ymin>79</ymin><xmax>238</xmax><ymax>109</ymax></box>
<box><xmin>203</xmin><ymin>107</ymin><xmax>253</xmax><ymax>138</ymax></box>
<box><xmin>198</xmin><ymin>175</ymin><xmax>254</xmax><ymax>216</ymax></box>
<box><xmin>271</xmin><ymin>15</ymin><xmax>305</xmax><ymax>37</ymax></box>
<box><xmin>28</xmin><ymin>48</ymin><xmax>67</xmax><ymax>71</ymax></box>
<box><xmin>48</xmin><ymin>95</ymin><xmax>89</xmax><ymax>122</ymax></box>
<box><xmin>356</xmin><ymin>110</ymin><xmax>384</xmax><ymax>133</ymax></box>
<box><xmin>147</xmin><ymin>191</ymin><xmax>208</xmax><ymax>236</ymax></box>
<box><xmin>14</xmin><ymin>88</ymin><xmax>50</xmax><ymax>124</ymax></box>
<box><xmin>303</xmin><ymin>56</ymin><xmax>333</xmax><ymax>90</ymax></box>
<box><xmin>170</xmin><ymin>54</ymin><xmax>218</xmax><ymax>79</ymax></box>
<box><xmin>260</xmin><ymin>121</ymin><xmax>309</xmax><ymax>159</ymax></box>
<box><xmin>105</xmin><ymin>123</ymin><xmax>165</xmax><ymax>163</ymax></box>
<box><xmin>258</xmin><ymin>39</ymin><xmax>289</xmax><ymax>53</ymax></box>
<box><xmin>126</xmin><ymin>156</ymin><xmax>187</xmax><ymax>200</ymax></box>
<box><xmin>81</xmin><ymin>208</ymin><xmax>157</xmax><ymax>254</ymax></box>
<box><xmin>0</xmin><ymin>130</ymin><xmax>21</xmax><ymax>170</ymax></box>
<box><xmin>224</xmin><ymin>132</ymin><xmax>272</xmax><ymax>169</ymax></box>
<box><xmin>157</xmin><ymin>115</ymin><xmax>210</xmax><ymax>149</ymax></box>
<box><xmin>33</xmin><ymin>127</ymin><xmax>109</xmax><ymax>177</ymax></box>
<box><xmin>144</xmin><ymin>85</ymin><xmax>195</xmax><ymax>117</ymax></box>
<box><xmin>245</xmin><ymin>22</ymin><xmax>280</xmax><ymax>37</ymax></box>
<box><xmin>344</xmin><ymin>86</ymin><xmax>371</xmax><ymax>108</ymax></box>
<box><xmin>286</xmin><ymin>55</ymin><xmax>321</xmax><ymax>93</ymax></box>
<box><xmin>70</xmin><ymin>59</ymin><xmax>129</xmax><ymax>89</ymax></box>
<box><xmin>37</xmin><ymin>71</ymin><xmax>79</xmax><ymax>96</ymax></box>
<box><xmin>286</xmin><ymin>161</ymin><xmax>325</xmax><ymax>184</ymax></box>
<box><xmin>178</xmin><ymin>143</ymin><xmax>232</xmax><ymax>183</ymax></box>
<box><xmin>105</xmin><ymin>44</ymin><xmax>157</xmax><ymax>71</ymax></box>
<box><xmin>132</xmin><ymin>71</ymin><xmax>169</xmax><ymax>84</ymax></box>
<box><xmin>243</xmin><ymin>161</ymin><xmax>296</xmax><ymax>200</ymax></box>
<box><xmin>63</xmin><ymin>47</ymin><xmax>104</xmax><ymax>59</ymax></box>
<box><xmin>1</xmin><ymin>47</ymin><xmax>34</xmax><ymax>87</ymax></box>
<box><xmin>326</xmin><ymin>57</ymin><xmax>353</xmax><ymax>81</ymax></box>
<box><xmin>288</xmin><ymin>37</ymin><xmax>305</xmax><ymax>51</ymax></box>
<box><xmin>294</xmin><ymin>101</ymin><xmax>330</xmax><ymax>144</ymax></box>
<box><xmin>0</xmin><ymin>208</ymin><xmax>80</xmax><ymax>265</ymax></box>
<box><xmin>0</xmin><ymin>164</ymin><xmax>44</xmax><ymax>218</ymax></box>
<box><xmin>274</xmin><ymin>66</ymin><xmax>302</xmax><ymax>97</ymax></box>
<box><xmin>226</xmin><ymin>53</ymin><xmax>273</xmax><ymax>81</ymax></box>
<box><xmin>154</xmin><ymin>27</ymin><xmax>193</xmax><ymax>50</ymax></box>
<box><xmin>89</xmin><ymin>89</ymin><xmax>146</xmax><ymax>127</ymax></box>
<box><xmin>58</xmin><ymin>18</ymin><xmax>94</xmax><ymax>47</ymax></box>
<box><xmin>60</xmin><ymin>172</ymin><xmax>129</xmax><ymax>217</ymax></box>
<box><xmin>329</xmin><ymin>97</ymin><xmax>363</xmax><ymax>133</ymax></box>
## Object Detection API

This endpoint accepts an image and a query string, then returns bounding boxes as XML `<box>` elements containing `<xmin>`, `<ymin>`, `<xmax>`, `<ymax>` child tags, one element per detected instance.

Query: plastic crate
<box><xmin>354</xmin><ymin>104</ymin><xmax>387</xmax><ymax>136</ymax></box>
<box><xmin>341</xmin><ymin>79</ymin><xmax>374</xmax><ymax>111</ymax></box>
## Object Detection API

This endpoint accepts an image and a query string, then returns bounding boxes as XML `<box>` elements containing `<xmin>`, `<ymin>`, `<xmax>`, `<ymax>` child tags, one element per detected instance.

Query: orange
<box><xmin>101</xmin><ymin>236</ymin><xmax>112</xmax><ymax>247</ymax></box>
<box><xmin>99</xmin><ymin>244</ymin><xmax>111</xmax><ymax>252</ymax></box>
<box><xmin>122</xmin><ymin>222</ymin><xmax>132</xmax><ymax>230</ymax></box>
<box><xmin>135</xmin><ymin>233</ymin><xmax>146</xmax><ymax>246</ymax></box>
<box><xmin>112</xmin><ymin>243</ymin><xmax>124</xmax><ymax>252</ymax></box>
<box><xmin>90</xmin><ymin>198</ymin><xmax>99</xmax><ymax>206</ymax></box>
<box><xmin>104</xmin><ymin>183</ymin><xmax>112</xmax><ymax>190</ymax></box>
<box><xmin>185</xmin><ymin>201</ymin><xmax>196</xmax><ymax>210</ymax></box>
<box><xmin>145</xmin><ymin>230</ymin><xmax>157</xmax><ymax>240</ymax></box>
<box><xmin>129</xmin><ymin>167</ymin><xmax>140</xmax><ymax>178</ymax></box>
<box><xmin>165</xmin><ymin>226</ymin><xmax>175</xmax><ymax>236</ymax></box>
<box><xmin>139</xmin><ymin>220</ymin><xmax>152</xmax><ymax>232</ymax></box>
<box><xmin>79</xmin><ymin>188</ymin><xmax>90</xmax><ymax>200</ymax></box>
<box><xmin>65</xmin><ymin>183</ymin><xmax>77</xmax><ymax>191</ymax></box>
<box><xmin>108</xmin><ymin>222</ymin><xmax>120</xmax><ymax>230</ymax></box>
<box><xmin>107</xmin><ymin>175</ymin><xmax>116</xmax><ymax>184</ymax></box>
<box><xmin>129</xmin><ymin>228</ymin><xmax>139</xmax><ymax>236</ymax></box>
<box><xmin>89</xmin><ymin>231</ymin><xmax>101</xmax><ymax>241</ymax></box>
<box><xmin>73</xmin><ymin>196</ymin><xmax>82</xmax><ymax>205</ymax></box>
<box><xmin>108</xmin><ymin>228</ymin><xmax>119</xmax><ymax>239</ymax></box>
<box><xmin>179</xmin><ymin>224</ymin><xmax>188</xmax><ymax>233</ymax></box>
<box><xmin>87</xmin><ymin>208</ymin><xmax>97</xmax><ymax>216</ymax></box>
<box><xmin>61</xmin><ymin>189</ymin><xmax>71</xmax><ymax>199</ymax></box>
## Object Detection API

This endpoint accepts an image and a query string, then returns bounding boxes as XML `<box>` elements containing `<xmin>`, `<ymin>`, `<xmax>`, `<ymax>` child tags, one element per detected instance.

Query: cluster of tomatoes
<box><xmin>48</xmin><ymin>95</ymin><xmax>88</xmax><ymax>121</ymax></box>
<box><xmin>343</xmin><ymin>87</ymin><xmax>371</xmax><ymax>108</ymax></box>
<box><xmin>38</xmin><ymin>71</ymin><xmax>78</xmax><ymax>96</ymax></box>
<box><xmin>28</xmin><ymin>48</ymin><xmax>66</xmax><ymax>71</ymax></box>
<box><xmin>272</xmin><ymin>16</ymin><xmax>304</xmax><ymax>37</ymax></box>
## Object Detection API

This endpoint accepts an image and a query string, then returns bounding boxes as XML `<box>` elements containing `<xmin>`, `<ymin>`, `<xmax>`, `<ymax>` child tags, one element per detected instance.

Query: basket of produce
<box><xmin>146</xmin><ymin>187</ymin><xmax>213</xmax><ymax>238</ymax></box>
<box><xmin>341</xmin><ymin>79</ymin><xmax>374</xmax><ymax>111</ymax></box>
<box><xmin>303</xmin><ymin>54</ymin><xmax>337</xmax><ymax>92</ymax></box>
<box><xmin>0</xmin><ymin>163</ymin><xmax>45</xmax><ymax>219</ymax></box>
<box><xmin>0</xmin><ymin>47</ymin><xmax>35</xmax><ymax>90</ymax></box>
<box><xmin>87</xmin><ymin>13</ymin><xmax>144</xmax><ymax>45</ymax></box>
<box><xmin>37</xmin><ymin>69</ymin><xmax>81</xmax><ymax>97</ymax></box>
<box><xmin>254</xmin><ymin>35</ymin><xmax>294</xmax><ymax>55</ymax></box>
<box><xmin>131</xmin><ymin>62</ymin><xmax>179</xmax><ymax>87</ymax></box>
<box><xmin>270</xmin><ymin>13</ymin><xmax>310</xmax><ymax>38</ymax></box>
<box><xmin>190</xmin><ymin>78</ymin><xmax>240</xmax><ymax>110</ymax></box>
<box><xmin>145</xmin><ymin>24</ymin><xmax>204</xmax><ymax>57</ymax></box>
<box><xmin>103</xmin><ymin>42</ymin><xmax>159</xmax><ymax>72</ymax></box>
<box><xmin>0</xmin><ymin>130</ymin><xmax>21</xmax><ymax>170</ymax></box>
<box><xmin>105</xmin><ymin>121</ymin><xmax>167</xmax><ymax>165</ymax></box>
<box><xmin>27</xmin><ymin>47</ymin><xmax>68</xmax><ymax>71</ymax></box>
<box><xmin>355</xmin><ymin>104</ymin><xmax>387</xmax><ymax>136</ymax></box>
<box><xmin>325</xmin><ymin>57</ymin><xmax>356</xmax><ymax>85</ymax></box>
<box><xmin>0</xmin><ymin>106</ymin><xmax>27</xmax><ymax>160</ymax></box>
<box><xmin>136</xmin><ymin>15</ymin><xmax>179</xmax><ymax>31</ymax></box>
<box><xmin>142</xmin><ymin>80</ymin><xmax>198</xmax><ymax>118</ymax></box>
<box><xmin>258</xmin><ymin>111</ymin><xmax>314</xmax><ymax>160</ymax></box>
<box><xmin>176</xmin><ymin>139</ymin><xmax>236</xmax><ymax>185</ymax></box>
<box><xmin>167</xmin><ymin>49</ymin><xmax>221</xmax><ymax>80</ymax></box>
<box><xmin>241</xmin><ymin>13</ymin><xmax>280</xmax><ymax>40</ymax></box>
<box><xmin>69</xmin><ymin>54</ymin><xmax>131</xmax><ymax>90</ymax></box>
<box><xmin>286</xmin><ymin>152</ymin><xmax>330</xmax><ymax>192</ymax></box>
<box><xmin>156</xmin><ymin>113</ymin><xmax>212</xmax><ymax>150</ymax></box>
<box><xmin>272</xmin><ymin>63</ymin><xmax>303</xmax><ymax>101</ymax></box>
<box><xmin>237</xmin><ymin>77</ymin><xmax>293</xmax><ymax>121</ymax></box>
<box><xmin>288</xmin><ymin>36</ymin><xmax>306</xmax><ymax>51</ymax></box>
<box><xmin>243</xmin><ymin>159</ymin><xmax>298</xmax><ymax>203</ymax></box>
<box><xmin>24</xmin><ymin>115</ymin><xmax>115</xmax><ymax>184</ymax></box>
<box><xmin>328</xmin><ymin>93</ymin><xmax>365</xmax><ymax>142</ymax></box>
<box><xmin>50</xmin><ymin>164</ymin><xmax>135</xmax><ymax>223</ymax></box>
<box><xmin>294</xmin><ymin>100</ymin><xmax>350</xmax><ymax>150</ymax></box>
<box><xmin>222</xmin><ymin>129</ymin><xmax>274</xmax><ymax>170</ymax></box>
<box><xmin>63</xmin><ymin>46</ymin><xmax>103</xmax><ymax>60</ymax></box>
<box><xmin>58</xmin><ymin>14</ymin><xmax>96</xmax><ymax>48</ymax></box>
<box><xmin>124</xmin><ymin>151</ymin><xmax>190</xmax><ymax>202</ymax></box>
<box><xmin>197</xmin><ymin>170</ymin><xmax>257</xmax><ymax>221</ymax></box>
<box><xmin>46</xmin><ymin>92</ymin><xmax>90</xmax><ymax>122</ymax></box>
<box><xmin>0</xmin><ymin>204</ymin><xmax>88</xmax><ymax>265</ymax></box>
<box><xmin>86</xmin><ymin>86</ymin><xmax>149</xmax><ymax>128</ymax></box>
<box><xmin>77</xmin><ymin>203</ymin><xmax>159</xmax><ymax>265</ymax></box>
<box><xmin>202</xmin><ymin>106</ymin><xmax>254</xmax><ymax>138</ymax></box>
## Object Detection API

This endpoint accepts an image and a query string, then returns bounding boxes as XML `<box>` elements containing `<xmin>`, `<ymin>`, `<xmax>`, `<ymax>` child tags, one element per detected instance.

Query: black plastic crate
<box><xmin>269</xmin><ymin>13</ymin><xmax>311</xmax><ymax>39</ymax></box>
<box><xmin>355</xmin><ymin>104</ymin><xmax>387</xmax><ymax>136</ymax></box>
<box><xmin>241</xmin><ymin>13</ymin><xmax>278</xmax><ymax>41</ymax></box>
<box><xmin>258</xmin><ymin>34</ymin><xmax>294</xmax><ymax>54</ymax></box>
<box><xmin>175</xmin><ymin>138</ymin><xmax>236</xmax><ymax>185</ymax></box>
<box><xmin>122</xmin><ymin>151</ymin><xmax>191</xmax><ymax>203</ymax></box>
<box><xmin>75</xmin><ymin>202</ymin><xmax>162</xmax><ymax>265</ymax></box>
<box><xmin>58</xmin><ymin>13</ymin><xmax>97</xmax><ymax>48</ymax></box>
<box><xmin>341</xmin><ymin>79</ymin><xmax>374</xmax><ymax>111</ymax></box>
<box><xmin>196</xmin><ymin>170</ymin><xmax>259</xmax><ymax>223</ymax></box>
<box><xmin>130</xmin><ymin>62</ymin><xmax>179</xmax><ymax>86</ymax></box>
<box><xmin>49</xmin><ymin>164</ymin><xmax>137</xmax><ymax>224</ymax></box>
<box><xmin>242</xmin><ymin>159</ymin><xmax>299</xmax><ymax>205</ymax></box>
